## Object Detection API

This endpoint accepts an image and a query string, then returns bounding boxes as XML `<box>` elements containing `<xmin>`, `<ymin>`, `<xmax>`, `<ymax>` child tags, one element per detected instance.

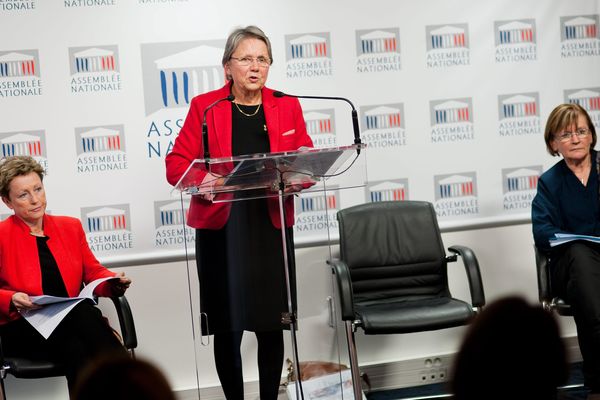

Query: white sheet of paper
<box><xmin>22</xmin><ymin>276</ymin><xmax>119</xmax><ymax>339</ymax></box>
<box><xmin>22</xmin><ymin>299</ymin><xmax>86</xmax><ymax>339</ymax></box>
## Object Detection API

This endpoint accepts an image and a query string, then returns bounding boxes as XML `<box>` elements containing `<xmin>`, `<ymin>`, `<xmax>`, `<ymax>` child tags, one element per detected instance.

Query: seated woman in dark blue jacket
<box><xmin>532</xmin><ymin>103</ymin><xmax>599</xmax><ymax>398</ymax></box>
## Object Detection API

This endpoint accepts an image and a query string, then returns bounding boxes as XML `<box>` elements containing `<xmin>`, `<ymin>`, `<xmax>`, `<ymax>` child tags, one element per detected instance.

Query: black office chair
<box><xmin>534</xmin><ymin>244</ymin><xmax>572</xmax><ymax>316</ymax></box>
<box><xmin>328</xmin><ymin>201</ymin><xmax>486</xmax><ymax>398</ymax></box>
<box><xmin>0</xmin><ymin>295</ymin><xmax>137</xmax><ymax>398</ymax></box>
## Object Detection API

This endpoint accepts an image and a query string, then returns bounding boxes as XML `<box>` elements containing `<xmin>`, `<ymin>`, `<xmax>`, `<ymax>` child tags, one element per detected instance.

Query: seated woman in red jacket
<box><xmin>0</xmin><ymin>155</ymin><xmax>132</xmax><ymax>395</ymax></box>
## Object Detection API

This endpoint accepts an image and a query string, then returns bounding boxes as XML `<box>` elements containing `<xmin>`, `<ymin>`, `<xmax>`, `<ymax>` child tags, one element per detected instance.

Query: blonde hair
<box><xmin>0</xmin><ymin>156</ymin><xmax>45</xmax><ymax>198</ymax></box>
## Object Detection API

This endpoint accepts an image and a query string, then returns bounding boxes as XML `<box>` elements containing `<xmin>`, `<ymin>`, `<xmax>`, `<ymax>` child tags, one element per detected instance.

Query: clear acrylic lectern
<box><xmin>174</xmin><ymin>143</ymin><xmax>366</xmax><ymax>399</ymax></box>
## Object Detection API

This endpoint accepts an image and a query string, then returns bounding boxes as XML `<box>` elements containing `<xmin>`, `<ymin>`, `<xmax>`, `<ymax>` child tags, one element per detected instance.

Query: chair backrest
<box><xmin>337</xmin><ymin>201</ymin><xmax>450</xmax><ymax>304</ymax></box>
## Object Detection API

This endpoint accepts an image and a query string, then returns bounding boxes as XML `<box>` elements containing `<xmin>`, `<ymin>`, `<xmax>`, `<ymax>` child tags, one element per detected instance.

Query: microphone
<box><xmin>273</xmin><ymin>91</ymin><xmax>362</xmax><ymax>153</ymax></box>
<box><xmin>202</xmin><ymin>94</ymin><xmax>235</xmax><ymax>169</ymax></box>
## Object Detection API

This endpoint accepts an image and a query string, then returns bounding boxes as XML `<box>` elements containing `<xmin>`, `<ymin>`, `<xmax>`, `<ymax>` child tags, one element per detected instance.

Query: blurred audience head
<box><xmin>72</xmin><ymin>355</ymin><xmax>175</xmax><ymax>400</ymax></box>
<box><xmin>450</xmin><ymin>296</ymin><xmax>568</xmax><ymax>400</ymax></box>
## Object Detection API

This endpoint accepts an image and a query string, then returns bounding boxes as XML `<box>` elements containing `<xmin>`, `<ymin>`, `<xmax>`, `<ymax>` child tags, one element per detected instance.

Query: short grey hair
<box><xmin>222</xmin><ymin>26</ymin><xmax>273</xmax><ymax>81</ymax></box>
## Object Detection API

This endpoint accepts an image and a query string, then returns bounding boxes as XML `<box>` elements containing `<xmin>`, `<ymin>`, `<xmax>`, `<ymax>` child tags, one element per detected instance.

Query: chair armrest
<box><xmin>448</xmin><ymin>245</ymin><xmax>486</xmax><ymax>307</ymax></box>
<box><xmin>110</xmin><ymin>295</ymin><xmax>138</xmax><ymax>351</ymax></box>
<box><xmin>327</xmin><ymin>259</ymin><xmax>355</xmax><ymax>321</ymax></box>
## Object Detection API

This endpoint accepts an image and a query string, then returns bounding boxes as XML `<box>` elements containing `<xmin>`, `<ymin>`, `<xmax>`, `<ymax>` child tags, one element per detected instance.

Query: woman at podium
<box><xmin>165</xmin><ymin>25</ymin><xmax>313</xmax><ymax>399</ymax></box>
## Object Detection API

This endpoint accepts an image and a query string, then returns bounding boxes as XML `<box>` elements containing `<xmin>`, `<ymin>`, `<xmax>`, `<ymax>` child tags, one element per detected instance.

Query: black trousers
<box><xmin>552</xmin><ymin>242</ymin><xmax>600</xmax><ymax>392</ymax></box>
<box><xmin>213</xmin><ymin>330</ymin><xmax>284</xmax><ymax>400</ymax></box>
<box><xmin>0</xmin><ymin>301</ymin><xmax>126</xmax><ymax>393</ymax></box>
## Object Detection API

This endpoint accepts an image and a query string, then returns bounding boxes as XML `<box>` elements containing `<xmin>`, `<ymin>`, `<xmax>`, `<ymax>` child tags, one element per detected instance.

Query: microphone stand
<box><xmin>202</xmin><ymin>94</ymin><xmax>235</xmax><ymax>169</ymax></box>
<box><xmin>275</xmin><ymin>170</ymin><xmax>304</xmax><ymax>400</ymax></box>
<box><xmin>273</xmin><ymin>91</ymin><xmax>362</xmax><ymax>154</ymax></box>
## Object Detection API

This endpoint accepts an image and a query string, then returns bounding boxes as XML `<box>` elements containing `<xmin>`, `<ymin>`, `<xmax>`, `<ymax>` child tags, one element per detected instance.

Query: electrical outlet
<box><xmin>418</xmin><ymin>357</ymin><xmax>448</xmax><ymax>384</ymax></box>
<box><xmin>418</xmin><ymin>367</ymin><xmax>447</xmax><ymax>383</ymax></box>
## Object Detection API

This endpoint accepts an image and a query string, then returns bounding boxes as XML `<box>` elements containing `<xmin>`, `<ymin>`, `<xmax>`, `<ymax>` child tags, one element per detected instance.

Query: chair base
<box><xmin>346</xmin><ymin>321</ymin><xmax>363</xmax><ymax>400</ymax></box>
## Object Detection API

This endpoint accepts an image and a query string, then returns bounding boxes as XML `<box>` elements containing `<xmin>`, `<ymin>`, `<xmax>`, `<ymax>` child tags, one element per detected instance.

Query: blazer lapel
<box><xmin>212</xmin><ymin>99</ymin><xmax>233</xmax><ymax>157</ymax></box>
<box><xmin>264</xmin><ymin>91</ymin><xmax>280</xmax><ymax>152</ymax></box>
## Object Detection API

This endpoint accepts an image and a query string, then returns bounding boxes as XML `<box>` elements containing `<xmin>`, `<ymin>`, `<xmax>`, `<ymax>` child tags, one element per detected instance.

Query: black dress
<box><xmin>195</xmin><ymin>103</ymin><xmax>296</xmax><ymax>334</ymax></box>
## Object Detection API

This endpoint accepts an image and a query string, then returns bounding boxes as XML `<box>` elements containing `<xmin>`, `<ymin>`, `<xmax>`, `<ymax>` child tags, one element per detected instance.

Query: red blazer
<box><xmin>165</xmin><ymin>83</ymin><xmax>313</xmax><ymax>229</ymax></box>
<box><xmin>0</xmin><ymin>214</ymin><xmax>116</xmax><ymax>325</ymax></box>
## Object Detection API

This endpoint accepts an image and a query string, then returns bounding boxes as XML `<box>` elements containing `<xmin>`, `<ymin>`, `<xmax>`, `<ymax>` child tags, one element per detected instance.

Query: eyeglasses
<box><xmin>229</xmin><ymin>56</ymin><xmax>271</xmax><ymax>67</ymax></box>
<box><xmin>555</xmin><ymin>128</ymin><xmax>591</xmax><ymax>142</ymax></box>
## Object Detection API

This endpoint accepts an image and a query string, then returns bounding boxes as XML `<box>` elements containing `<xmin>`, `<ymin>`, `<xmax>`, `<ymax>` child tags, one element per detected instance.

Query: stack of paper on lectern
<box><xmin>21</xmin><ymin>276</ymin><xmax>118</xmax><ymax>339</ymax></box>
<box><xmin>549</xmin><ymin>233</ymin><xmax>600</xmax><ymax>247</ymax></box>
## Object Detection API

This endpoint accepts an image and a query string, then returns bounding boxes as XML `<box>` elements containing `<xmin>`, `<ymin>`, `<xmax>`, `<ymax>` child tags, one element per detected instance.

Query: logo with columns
<box><xmin>296</xmin><ymin>191</ymin><xmax>338</xmax><ymax>214</ymax></box>
<box><xmin>76</xmin><ymin>125</ymin><xmax>124</xmax><ymax>155</ymax></box>
<box><xmin>304</xmin><ymin>109</ymin><xmax>336</xmax><ymax>148</ymax></box>
<box><xmin>428</xmin><ymin>25</ymin><xmax>468</xmax><ymax>50</ymax></box>
<box><xmin>561</xmin><ymin>15</ymin><xmax>599</xmax><ymax>41</ymax></box>
<box><xmin>0</xmin><ymin>130</ymin><xmax>46</xmax><ymax>160</ymax></box>
<box><xmin>0</xmin><ymin>50</ymin><xmax>38</xmax><ymax>77</ymax></box>
<box><xmin>154</xmin><ymin>200</ymin><xmax>195</xmax><ymax>247</ymax></box>
<box><xmin>294</xmin><ymin>189</ymin><xmax>340</xmax><ymax>239</ymax></box>
<box><xmin>425</xmin><ymin>23</ymin><xmax>470</xmax><ymax>68</ymax></box>
<box><xmin>430</xmin><ymin>99</ymin><xmax>472</xmax><ymax>125</ymax></box>
<box><xmin>141</xmin><ymin>41</ymin><xmax>225</xmax><ymax>116</ymax></box>
<box><xmin>502</xmin><ymin>167</ymin><xmax>541</xmax><ymax>194</ymax></box>
<box><xmin>435</xmin><ymin>173</ymin><xmax>476</xmax><ymax>200</ymax></box>
<box><xmin>0</xmin><ymin>50</ymin><xmax>42</xmax><ymax>98</ymax></box>
<box><xmin>497</xmin><ymin>93</ymin><xmax>541</xmax><ymax>137</ymax></box>
<box><xmin>560</xmin><ymin>15</ymin><xmax>600</xmax><ymax>58</ymax></box>
<box><xmin>284</xmin><ymin>32</ymin><xmax>333</xmax><ymax>79</ymax></box>
<box><xmin>70</xmin><ymin>47</ymin><xmax>118</xmax><ymax>74</ymax></box>
<box><xmin>357</xmin><ymin>28</ymin><xmax>399</xmax><ymax>56</ymax></box>
<box><xmin>155</xmin><ymin>200</ymin><xmax>187</xmax><ymax>228</ymax></box>
<box><xmin>69</xmin><ymin>45</ymin><xmax>121</xmax><ymax>93</ymax></box>
<box><xmin>498</xmin><ymin>93</ymin><xmax>539</xmax><ymax>119</ymax></box>
<box><xmin>75</xmin><ymin>125</ymin><xmax>127</xmax><ymax>173</ymax></box>
<box><xmin>286</xmin><ymin>33</ymin><xmax>331</xmax><ymax>60</ymax></box>
<box><xmin>367</xmin><ymin>179</ymin><xmax>408</xmax><ymax>202</ymax></box>
<box><xmin>502</xmin><ymin>166</ymin><xmax>542</xmax><ymax>212</ymax></box>
<box><xmin>360</xmin><ymin>103</ymin><xmax>406</xmax><ymax>148</ymax></box>
<box><xmin>565</xmin><ymin>87</ymin><xmax>600</xmax><ymax>129</ymax></box>
<box><xmin>433</xmin><ymin>172</ymin><xmax>479</xmax><ymax>219</ymax></box>
<box><xmin>83</xmin><ymin>205</ymin><xmax>130</xmax><ymax>233</ymax></box>
<box><xmin>429</xmin><ymin>98</ymin><xmax>474</xmax><ymax>143</ymax></box>
<box><xmin>355</xmin><ymin>28</ymin><xmax>401</xmax><ymax>73</ymax></box>
<box><xmin>494</xmin><ymin>19</ymin><xmax>537</xmax><ymax>63</ymax></box>
<box><xmin>81</xmin><ymin>204</ymin><xmax>133</xmax><ymax>253</ymax></box>
<box><xmin>495</xmin><ymin>20</ymin><xmax>535</xmax><ymax>45</ymax></box>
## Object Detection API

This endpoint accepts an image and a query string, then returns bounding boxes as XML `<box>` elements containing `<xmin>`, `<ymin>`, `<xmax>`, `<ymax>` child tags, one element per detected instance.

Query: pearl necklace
<box><xmin>234</xmin><ymin>102</ymin><xmax>261</xmax><ymax>117</ymax></box>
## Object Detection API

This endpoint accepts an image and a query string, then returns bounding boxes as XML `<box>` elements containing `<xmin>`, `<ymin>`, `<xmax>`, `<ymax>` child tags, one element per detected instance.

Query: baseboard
<box><xmin>174</xmin><ymin>381</ymin><xmax>266</xmax><ymax>400</ymax></box>
<box><xmin>361</xmin><ymin>335</ymin><xmax>581</xmax><ymax>393</ymax></box>
<box><xmin>174</xmin><ymin>335</ymin><xmax>582</xmax><ymax>399</ymax></box>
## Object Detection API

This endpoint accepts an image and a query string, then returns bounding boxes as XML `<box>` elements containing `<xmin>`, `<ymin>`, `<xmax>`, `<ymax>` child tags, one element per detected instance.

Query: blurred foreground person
<box><xmin>450</xmin><ymin>296</ymin><xmax>567</xmax><ymax>400</ymax></box>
